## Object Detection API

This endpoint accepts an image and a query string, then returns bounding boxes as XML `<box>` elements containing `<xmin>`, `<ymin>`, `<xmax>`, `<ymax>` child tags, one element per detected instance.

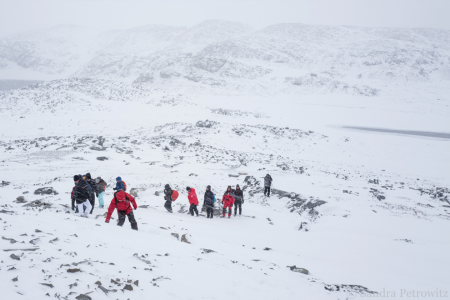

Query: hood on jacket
<box><xmin>116</xmin><ymin>176</ymin><xmax>122</xmax><ymax>181</ymax></box>
<box><xmin>115</xmin><ymin>191</ymin><xmax>128</xmax><ymax>201</ymax></box>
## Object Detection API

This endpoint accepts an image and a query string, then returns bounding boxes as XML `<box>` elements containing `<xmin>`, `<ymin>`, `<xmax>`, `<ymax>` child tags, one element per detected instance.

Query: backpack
<box><xmin>114</xmin><ymin>193</ymin><xmax>131</xmax><ymax>212</ymax></box>
<box><xmin>205</xmin><ymin>194</ymin><xmax>214</xmax><ymax>206</ymax></box>
<box><xmin>122</xmin><ymin>181</ymin><xmax>127</xmax><ymax>191</ymax></box>
<box><xmin>172</xmin><ymin>190</ymin><xmax>179</xmax><ymax>201</ymax></box>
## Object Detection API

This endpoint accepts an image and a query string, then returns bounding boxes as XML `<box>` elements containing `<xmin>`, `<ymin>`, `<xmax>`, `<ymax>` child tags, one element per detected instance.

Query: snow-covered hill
<box><xmin>1</xmin><ymin>21</ymin><xmax>449</xmax><ymax>96</ymax></box>
<box><xmin>1</xmin><ymin>74</ymin><xmax>450</xmax><ymax>299</ymax></box>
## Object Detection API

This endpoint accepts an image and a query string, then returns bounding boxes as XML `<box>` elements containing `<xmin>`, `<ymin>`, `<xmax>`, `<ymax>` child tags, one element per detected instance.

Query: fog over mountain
<box><xmin>0</xmin><ymin>12</ymin><xmax>449</xmax><ymax>300</ymax></box>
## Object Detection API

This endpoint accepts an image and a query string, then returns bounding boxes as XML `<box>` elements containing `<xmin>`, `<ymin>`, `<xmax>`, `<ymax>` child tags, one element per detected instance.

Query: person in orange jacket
<box><xmin>221</xmin><ymin>186</ymin><xmax>235</xmax><ymax>218</ymax></box>
<box><xmin>186</xmin><ymin>186</ymin><xmax>199</xmax><ymax>217</ymax></box>
<box><xmin>105</xmin><ymin>190</ymin><xmax>138</xmax><ymax>230</ymax></box>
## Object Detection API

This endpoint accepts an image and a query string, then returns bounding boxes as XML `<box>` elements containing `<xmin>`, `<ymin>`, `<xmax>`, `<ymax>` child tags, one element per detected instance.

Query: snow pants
<box><xmin>206</xmin><ymin>205</ymin><xmax>214</xmax><ymax>218</ymax></box>
<box><xmin>264</xmin><ymin>186</ymin><xmax>271</xmax><ymax>196</ymax></box>
<box><xmin>223</xmin><ymin>202</ymin><xmax>232</xmax><ymax>217</ymax></box>
<box><xmin>234</xmin><ymin>200</ymin><xmax>242</xmax><ymax>215</ymax></box>
<box><xmin>77</xmin><ymin>200</ymin><xmax>92</xmax><ymax>217</ymax></box>
<box><xmin>189</xmin><ymin>204</ymin><xmax>198</xmax><ymax>216</ymax></box>
<box><xmin>98</xmin><ymin>192</ymin><xmax>104</xmax><ymax>208</ymax></box>
<box><xmin>164</xmin><ymin>200</ymin><xmax>173</xmax><ymax>213</ymax></box>
<box><xmin>118</xmin><ymin>211</ymin><xmax>138</xmax><ymax>230</ymax></box>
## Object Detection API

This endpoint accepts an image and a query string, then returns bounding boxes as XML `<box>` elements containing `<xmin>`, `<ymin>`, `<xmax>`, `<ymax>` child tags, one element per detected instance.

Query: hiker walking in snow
<box><xmin>85</xmin><ymin>173</ymin><xmax>96</xmax><ymax>213</ymax></box>
<box><xmin>73</xmin><ymin>175</ymin><xmax>92</xmax><ymax>218</ymax></box>
<box><xmin>186</xmin><ymin>187</ymin><xmax>199</xmax><ymax>217</ymax></box>
<box><xmin>233</xmin><ymin>184</ymin><xmax>244</xmax><ymax>216</ymax></box>
<box><xmin>105</xmin><ymin>190</ymin><xmax>138</xmax><ymax>230</ymax></box>
<box><xmin>114</xmin><ymin>176</ymin><xmax>126</xmax><ymax>191</ymax></box>
<box><xmin>164</xmin><ymin>184</ymin><xmax>174</xmax><ymax>213</ymax></box>
<box><xmin>95</xmin><ymin>177</ymin><xmax>108</xmax><ymax>208</ymax></box>
<box><xmin>222</xmin><ymin>186</ymin><xmax>235</xmax><ymax>218</ymax></box>
<box><xmin>204</xmin><ymin>185</ymin><xmax>215</xmax><ymax>219</ymax></box>
<box><xmin>264</xmin><ymin>174</ymin><xmax>273</xmax><ymax>197</ymax></box>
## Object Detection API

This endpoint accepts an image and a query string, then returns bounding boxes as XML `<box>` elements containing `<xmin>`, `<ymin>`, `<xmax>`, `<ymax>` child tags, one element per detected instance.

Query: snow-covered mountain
<box><xmin>1</xmin><ymin>21</ymin><xmax>449</xmax><ymax>96</ymax></box>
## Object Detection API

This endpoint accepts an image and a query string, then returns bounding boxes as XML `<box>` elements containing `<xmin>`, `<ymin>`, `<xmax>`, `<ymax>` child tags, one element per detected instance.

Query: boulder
<box><xmin>97</xmin><ymin>157</ymin><xmax>108</xmax><ymax>161</ymax></box>
<box><xmin>287</xmin><ymin>265</ymin><xmax>309</xmax><ymax>275</ymax></box>
<box><xmin>34</xmin><ymin>187</ymin><xmax>58</xmax><ymax>195</ymax></box>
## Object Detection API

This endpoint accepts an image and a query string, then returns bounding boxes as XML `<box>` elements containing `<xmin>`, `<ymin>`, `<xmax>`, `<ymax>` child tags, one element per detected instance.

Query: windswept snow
<box><xmin>0</xmin><ymin>20</ymin><xmax>450</xmax><ymax>300</ymax></box>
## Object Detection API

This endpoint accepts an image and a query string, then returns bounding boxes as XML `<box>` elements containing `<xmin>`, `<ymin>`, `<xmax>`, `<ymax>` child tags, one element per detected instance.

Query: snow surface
<box><xmin>0</xmin><ymin>21</ymin><xmax>449</xmax><ymax>300</ymax></box>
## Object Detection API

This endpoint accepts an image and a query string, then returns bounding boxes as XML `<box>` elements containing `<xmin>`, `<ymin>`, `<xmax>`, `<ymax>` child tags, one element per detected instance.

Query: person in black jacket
<box><xmin>203</xmin><ymin>185</ymin><xmax>215</xmax><ymax>219</ymax></box>
<box><xmin>85</xmin><ymin>173</ymin><xmax>96</xmax><ymax>214</ymax></box>
<box><xmin>164</xmin><ymin>184</ymin><xmax>173</xmax><ymax>213</ymax></box>
<box><xmin>73</xmin><ymin>175</ymin><xmax>92</xmax><ymax>217</ymax></box>
<box><xmin>233</xmin><ymin>184</ymin><xmax>244</xmax><ymax>216</ymax></box>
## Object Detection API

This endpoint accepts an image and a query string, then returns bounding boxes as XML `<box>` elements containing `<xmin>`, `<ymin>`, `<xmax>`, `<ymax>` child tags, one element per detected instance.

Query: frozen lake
<box><xmin>342</xmin><ymin>126</ymin><xmax>450</xmax><ymax>140</ymax></box>
<box><xmin>0</xmin><ymin>79</ymin><xmax>41</xmax><ymax>90</ymax></box>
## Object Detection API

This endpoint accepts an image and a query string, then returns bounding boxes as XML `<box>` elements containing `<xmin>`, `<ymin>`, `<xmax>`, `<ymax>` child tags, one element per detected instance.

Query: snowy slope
<box><xmin>0</xmin><ymin>75</ymin><xmax>450</xmax><ymax>299</ymax></box>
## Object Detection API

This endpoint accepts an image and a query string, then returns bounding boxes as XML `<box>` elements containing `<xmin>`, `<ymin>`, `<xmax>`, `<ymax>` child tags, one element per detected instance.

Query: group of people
<box><xmin>70</xmin><ymin>173</ymin><xmax>274</xmax><ymax>230</ymax></box>
<box><xmin>162</xmin><ymin>183</ymin><xmax>246</xmax><ymax>218</ymax></box>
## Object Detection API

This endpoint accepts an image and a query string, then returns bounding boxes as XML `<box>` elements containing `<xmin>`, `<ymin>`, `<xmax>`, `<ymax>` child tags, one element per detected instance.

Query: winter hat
<box><xmin>236</xmin><ymin>184</ymin><xmax>240</xmax><ymax>188</ymax></box>
<box><xmin>73</xmin><ymin>175</ymin><xmax>81</xmax><ymax>181</ymax></box>
<box><xmin>186</xmin><ymin>186</ymin><xmax>191</xmax><ymax>191</ymax></box>
<box><xmin>86</xmin><ymin>173</ymin><xmax>91</xmax><ymax>179</ymax></box>
<box><xmin>207</xmin><ymin>185</ymin><xmax>211</xmax><ymax>190</ymax></box>
<box><xmin>116</xmin><ymin>177</ymin><xmax>122</xmax><ymax>181</ymax></box>
<box><xmin>165</xmin><ymin>184</ymin><xmax>170</xmax><ymax>189</ymax></box>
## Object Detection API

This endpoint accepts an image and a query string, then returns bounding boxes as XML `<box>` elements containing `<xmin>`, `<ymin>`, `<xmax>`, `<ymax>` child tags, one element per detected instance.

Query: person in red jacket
<box><xmin>186</xmin><ymin>186</ymin><xmax>199</xmax><ymax>217</ymax></box>
<box><xmin>221</xmin><ymin>186</ymin><xmax>235</xmax><ymax>218</ymax></box>
<box><xmin>105</xmin><ymin>190</ymin><xmax>138</xmax><ymax>230</ymax></box>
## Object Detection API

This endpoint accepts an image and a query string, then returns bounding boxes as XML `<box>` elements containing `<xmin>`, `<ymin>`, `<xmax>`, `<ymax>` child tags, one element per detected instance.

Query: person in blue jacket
<box><xmin>114</xmin><ymin>177</ymin><xmax>125</xmax><ymax>191</ymax></box>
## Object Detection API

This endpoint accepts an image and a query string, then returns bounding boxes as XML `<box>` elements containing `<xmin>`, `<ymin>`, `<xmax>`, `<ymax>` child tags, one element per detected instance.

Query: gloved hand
<box><xmin>113</xmin><ymin>188</ymin><xmax>117</xmax><ymax>191</ymax></box>
<box><xmin>96</xmin><ymin>193</ymin><xmax>99</xmax><ymax>197</ymax></box>
<box><xmin>231</xmin><ymin>204</ymin><xmax>233</xmax><ymax>207</ymax></box>
<box><xmin>105</xmin><ymin>220</ymin><xmax>109</xmax><ymax>223</ymax></box>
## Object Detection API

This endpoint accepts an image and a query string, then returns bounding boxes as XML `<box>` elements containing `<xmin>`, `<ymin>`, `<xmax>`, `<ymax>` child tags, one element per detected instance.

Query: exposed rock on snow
<box><xmin>181</xmin><ymin>233</ymin><xmax>191</xmax><ymax>244</ymax></box>
<box><xmin>10</xmin><ymin>253</ymin><xmax>20</xmax><ymax>260</ymax></box>
<box><xmin>34</xmin><ymin>187</ymin><xmax>58</xmax><ymax>195</ymax></box>
<box><xmin>287</xmin><ymin>265</ymin><xmax>309</xmax><ymax>275</ymax></box>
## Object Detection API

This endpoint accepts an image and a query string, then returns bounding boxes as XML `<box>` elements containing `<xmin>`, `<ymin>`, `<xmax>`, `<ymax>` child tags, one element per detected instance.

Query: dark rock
<box><xmin>134</xmin><ymin>280</ymin><xmax>139</xmax><ymax>286</ymax></box>
<box><xmin>10</xmin><ymin>254</ymin><xmax>20</xmax><ymax>260</ymax></box>
<box><xmin>324</xmin><ymin>284</ymin><xmax>376</xmax><ymax>295</ymax></box>
<box><xmin>96</xmin><ymin>156</ymin><xmax>108</xmax><ymax>161</ymax></box>
<box><xmin>123</xmin><ymin>284</ymin><xmax>133</xmax><ymax>291</ymax></box>
<box><xmin>12</xmin><ymin>276</ymin><xmax>18</xmax><ymax>281</ymax></box>
<box><xmin>1</xmin><ymin>181</ymin><xmax>11</xmax><ymax>187</ymax></box>
<box><xmin>35</xmin><ymin>229</ymin><xmax>42</xmax><ymax>233</ymax></box>
<box><xmin>34</xmin><ymin>187</ymin><xmax>58</xmax><ymax>195</ymax></box>
<box><xmin>377</xmin><ymin>195</ymin><xmax>386</xmax><ymax>200</ymax></box>
<box><xmin>138</xmin><ymin>205</ymin><xmax>149</xmax><ymax>208</ymax></box>
<box><xmin>94</xmin><ymin>281</ymin><xmax>102</xmax><ymax>286</ymax></box>
<box><xmin>171</xmin><ymin>233</ymin><xmax>179</xmax><ymax>240</ymax></box>
<box><xmin>40</xmin><ymin>283</ymin><xmax>54</xmax><ymax>288</ymax></box>
<box><xmin>24</xmin><ymin>200</ymin><xmax>52</xmax><ymax>209</ymax></box>
<box><xmin>75</xmin><ymin>294</ymin><xmax>92</xmax><ymax>300</ymax></box>
<box><xmin>0</xmin><ymin>209</ymin><xmax>15</xmax><ymax>214</ymax></box>
<box><xmin>263</xmin><ymin>247</ymin><xmax>272</xmax><ymax>251</ymax></box>
<box><xmin>2</xmin><ymin>236</ymin><xmax>17</xmax><ymax>244</ymax></box>
<box><xmin>181</xmin><ymin>234</ymin><xmax>191</xmax><ymax>244</ymax></box>
<box><xmin>201</xmin><ymin>248</ymin><xmax>215</xmax><ymax>253</ymax></box>
<box><xmin>15</xmin><ymin>196</ymin><xmax>26</xmax><ymax>203</ymax></box>
<box><xmin>67</xmin><ymin>268</ymin><xmax>81</xmax><ymax>273</ymax></box>
<box><xmin>287</xmin><ymin>265</ymin><xmax>309</xmax><ymax>274</ymax></box>
<box><xmin>90</xmin><ymin>146</ymin><xmax>106</xmax><ymax>151</ymax></box>
<box><xmin>29</xmin><ymin>238</ymin><xmax>40</xmax><ymax>245</ymax></box>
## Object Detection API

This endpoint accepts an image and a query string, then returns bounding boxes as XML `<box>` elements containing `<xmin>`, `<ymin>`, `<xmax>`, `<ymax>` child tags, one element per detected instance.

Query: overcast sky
<box><xmin>0</xmin><ymin>0</ymin><xmax>449</xmax><ymax>37</ymax></box>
